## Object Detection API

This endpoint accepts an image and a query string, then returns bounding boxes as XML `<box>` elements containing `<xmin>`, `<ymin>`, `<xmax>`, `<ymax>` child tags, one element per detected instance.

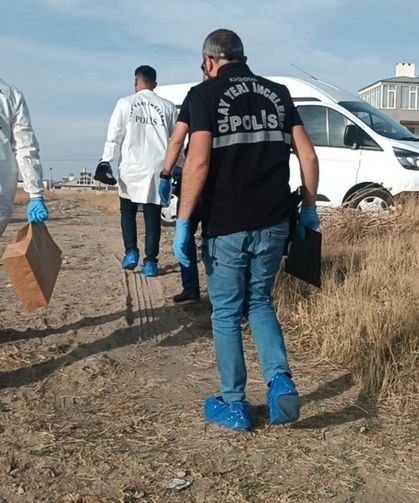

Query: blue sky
<box><xmin>1</xmin><ymin>0</ymin><xmax>418</xmax><ymax>179</ymax></box>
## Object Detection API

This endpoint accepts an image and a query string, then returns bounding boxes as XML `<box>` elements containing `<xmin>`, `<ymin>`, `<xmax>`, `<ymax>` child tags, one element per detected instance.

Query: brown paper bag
<box><xmin>2</xmin><ymin>223</ymin><xmax>62</xmax><ymax>310</ymax></box>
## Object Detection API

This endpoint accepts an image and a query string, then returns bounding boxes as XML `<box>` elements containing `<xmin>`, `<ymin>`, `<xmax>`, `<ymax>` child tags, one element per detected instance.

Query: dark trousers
<box><xmin>120</xmin><ymin>197</ymin><xmax>161</xmax><ymax>263</ymax></box>
<box><xmin>178</xmin><ymin>201</ymin><xmax>202</xmax><ymax>293</ymax></box>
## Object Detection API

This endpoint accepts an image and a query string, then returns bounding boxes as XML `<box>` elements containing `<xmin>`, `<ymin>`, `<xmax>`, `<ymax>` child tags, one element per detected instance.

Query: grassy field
<box><xmin>15</xmin><ymin>188</ymin><xmax>419</xmax><ymax>410</ymax></box>
<box><xmin>15</xmin><ymin>188</ymin><xmax>121</xmax><ymax>212</ymax></box>
<box><xmin>275</xmin><ymin>197</ymin><xmax>419</xmax><ymax>411</ymax></box>
<box><xmin>3</xmin><ymin>191</ymin><xmax>418</xmax><ymax>502</ymax></box>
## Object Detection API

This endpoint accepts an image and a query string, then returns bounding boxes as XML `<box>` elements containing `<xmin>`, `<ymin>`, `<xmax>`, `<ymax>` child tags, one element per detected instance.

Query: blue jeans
<box><xmin>203</xmin><ymin>221</ymin><xmax>290</xmax><ymax>402</ymax></box>
<box><xmin>120</xmin><ymin>197</ymin><xmax>161</xmax><ymax>263</ymax></box>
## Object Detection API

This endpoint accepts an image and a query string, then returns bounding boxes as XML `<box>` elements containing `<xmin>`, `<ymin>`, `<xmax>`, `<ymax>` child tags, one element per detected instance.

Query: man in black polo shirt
<box><xmin>160</xmin><ymin>89</ymin><xmax>202</xmax><ymax>304</ymax></box>
<box><xmin>174</xmin><ymin>29</ymin><xmax>319</xmax><ymax>431</ymax></box>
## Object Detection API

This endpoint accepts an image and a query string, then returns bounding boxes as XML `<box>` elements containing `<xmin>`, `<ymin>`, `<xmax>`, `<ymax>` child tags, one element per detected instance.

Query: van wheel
<box><xmin>161</xmin><ymin>194</ymin><xmax>178</xmax><ymax>226</ymax></box>
<box><xmin>346</xmin><ymin>188</ymin><xmax>394</xmax><ymax>212</ymax></box>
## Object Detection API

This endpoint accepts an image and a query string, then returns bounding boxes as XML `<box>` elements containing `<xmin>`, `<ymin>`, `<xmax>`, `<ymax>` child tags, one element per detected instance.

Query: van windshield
<box><xmin>340</xmin><ymin>101</ymin><xmax>419</xmax><ymax>141</ymax></box>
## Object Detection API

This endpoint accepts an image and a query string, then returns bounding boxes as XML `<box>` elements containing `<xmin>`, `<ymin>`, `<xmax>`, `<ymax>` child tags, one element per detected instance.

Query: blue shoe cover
<box><xmin>122</xmin><ymin>250</ymin><xmax>139</xmax><ymax>270</ymax></box>
<box><xmin>142</xmin><ymin>261</ymin><xmax>158</xmax><ymax>277</ymax></box>
<box><xmin>267</xmin><ymin>372</ymin><xmax>300</xmax><ymax>424</ymax></box>
<box><xmin>204</xmin><ymin>395</ymin><xmax>251</xmax><ymax>431</ymax></box>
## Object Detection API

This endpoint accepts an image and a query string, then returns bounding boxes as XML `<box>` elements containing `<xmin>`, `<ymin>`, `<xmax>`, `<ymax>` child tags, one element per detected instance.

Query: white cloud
<box><xmin>34</xmin><ymin>0</ymin><xmax>393</xmax><ymax>90</ymax></box>
<box><xmin>38</xmin><ymin>0</ymin><xmax>343</xmax><ymax>54</ymax></box>
<box><xmin>0</xmin><ymin>35</ymin><xmax>126</xmax><ymax>176</ymax></box>
<box><xmin>3</xmin><ymin>0</ymin><xmax>412</xmax><ymax>178</ymax></box>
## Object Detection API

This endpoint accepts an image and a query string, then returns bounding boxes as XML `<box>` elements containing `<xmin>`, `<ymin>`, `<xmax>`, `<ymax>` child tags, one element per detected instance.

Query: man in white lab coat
<box><xmin>0</xmin><ymin>78</ymin><xmax>48</xmax><ymax>237</ymax></box>
<box><xmin>99</xmin><ymin>66</ymin><xmax>178</xmax><ymax>277</ymax></box>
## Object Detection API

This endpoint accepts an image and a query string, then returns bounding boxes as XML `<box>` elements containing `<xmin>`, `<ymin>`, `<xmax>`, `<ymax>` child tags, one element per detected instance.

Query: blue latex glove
<box><xmin>27</xmin><ymin>197</ymin><xmax>49</xmax><ymax>223</ymax></box>
<box><xmin>173</xmin><ymin>219</ymin><xmax>191</xmax><ymax>267</ymax></box>
<box><xmin>159</xmin><ymin>178</ymin><xmax>171</xmax><ymax>207</ymax></box>
<box><xmin>298</xmin><ymin>206</ymin><xmax>320</xmax><ymax>239</ymax></box>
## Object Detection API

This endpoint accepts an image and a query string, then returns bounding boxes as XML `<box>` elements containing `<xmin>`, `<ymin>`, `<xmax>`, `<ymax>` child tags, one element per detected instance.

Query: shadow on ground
<box><xmin>250</xmin><ymin>373</ymin><xmax>376</xmax><ymax>430</ymax></box>
<box><xmin>0</xmin><ymin>303</ymin><xmax>209</xmax><ymax>390</ymax></box>
<box><xmin>0</xmin><ymin>311</ymin><xmax>129</xmax><ymax>343</ymax></box>
<box><xmin>294</xmin><ymin>372</ymin><xmax>377</xmax><ymax>429</ymax></box>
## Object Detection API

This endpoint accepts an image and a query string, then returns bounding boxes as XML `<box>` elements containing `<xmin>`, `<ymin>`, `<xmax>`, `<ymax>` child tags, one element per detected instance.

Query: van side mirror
<box><xmin>344</xmin><ymin>124</ymin><xmax>365</xmax><ymax>148</ymax></box>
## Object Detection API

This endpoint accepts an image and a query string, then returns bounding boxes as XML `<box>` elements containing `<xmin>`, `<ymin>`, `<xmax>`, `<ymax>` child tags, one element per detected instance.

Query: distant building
<box><xmin>62</xmin><ymin>174</ymin><xmax>76</xmax><ymax>183</ymax></box>
<box><xmin>60</xmin><ymin>168</ymin><xmax>117</xmax><ymax>190</ymax></box>
<box><xmin>359</xmin><ymin>62</ymin><xmax>419</xmax><ymax>135</ymax></box>
<box><xmin>17</xmin><ymin>180</ymin><xmax>48</xmax><ymax>189</ymax></box>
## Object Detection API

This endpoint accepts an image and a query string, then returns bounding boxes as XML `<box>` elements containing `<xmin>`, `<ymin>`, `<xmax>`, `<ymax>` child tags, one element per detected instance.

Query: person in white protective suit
<box><xmin>97</xmin><ymin>65</ymin><xmax>178</xmax><ymax>277</ymax></box>
<box><xmin>0</xmin><ymin>78</ymin><xmax>48</xmax><ymax>237</ymax></box>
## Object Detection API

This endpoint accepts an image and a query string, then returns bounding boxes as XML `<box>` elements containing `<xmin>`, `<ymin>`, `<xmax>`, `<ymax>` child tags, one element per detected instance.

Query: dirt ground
<box><xmin>0</xmin><ymin>200</ymin><xmax>418</xmax><ymax>503</ymax></box>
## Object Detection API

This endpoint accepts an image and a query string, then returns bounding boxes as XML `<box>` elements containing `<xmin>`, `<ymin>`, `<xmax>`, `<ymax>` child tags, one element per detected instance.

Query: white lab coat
<box><xmin>102</xmin><ymin>89</ymin><xmax>178</xmax><ymax>204</ymax></box>
<box><xmin>0</xmin><ymin>79</ymin><xmax>44</xmax><ymax>235</ymax></box>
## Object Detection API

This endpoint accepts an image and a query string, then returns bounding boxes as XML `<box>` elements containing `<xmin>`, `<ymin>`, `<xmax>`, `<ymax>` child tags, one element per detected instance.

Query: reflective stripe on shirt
<box><xmin>212</xmin><ymin>130</ymin><xmax>291</xmax><ymax>149</ymax></box>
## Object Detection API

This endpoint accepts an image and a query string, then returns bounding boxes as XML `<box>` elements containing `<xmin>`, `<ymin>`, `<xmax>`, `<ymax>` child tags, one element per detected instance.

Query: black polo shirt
<box><xmin>177</xmin><ymin>90</ymin><xmax>191</xmax><ymax>125</ymax></box>
<box><xmin>188</xmin><ymin>63</ymin><xmax>302</xmax><ymax>238</ymax></box>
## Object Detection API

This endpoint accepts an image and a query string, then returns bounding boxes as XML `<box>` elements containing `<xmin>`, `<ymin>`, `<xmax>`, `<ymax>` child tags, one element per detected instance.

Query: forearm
<box><xmin>300</xmin><ymin>156</ymin><xmax>319</xmax><ymax>207</ymax></box>
<box><xmin>291</xmin><ymin>125</ymin><xmax>319</xmax><ymax>206</ymax></box>
<box><xmin>178</xmin><ymin>157</ymin><xmax>208</xmax><ymax>220</ymax></box>
<box><xmin>15</xmin><ymin>132</ymin><xmax>44</xmax><ymax>197</ymax></box>
<box><xmin>162</xmin><ymin>122</ymin><xmax>188</xmax><ymax>176</ymax></box>
<box><xmin>177</xmin><ymin>130</ymin><xmax>211</xmax><ymax>220</ymax></box>
<box><xmin>101</xmin><ymin>143</ymin><xmax>119</xmax><ymax>164</ymax></box>
<box><xmin>162</xmin><ymin>138</ymin><xmax>184</xmax><ymax>176</ymax></box>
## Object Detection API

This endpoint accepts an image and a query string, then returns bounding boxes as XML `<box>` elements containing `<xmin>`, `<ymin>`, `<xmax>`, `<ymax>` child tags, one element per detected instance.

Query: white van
<box><xmin>157</xmin><ymin>76</ymin><xmax>419</xmax><ymax>221</ymax></box>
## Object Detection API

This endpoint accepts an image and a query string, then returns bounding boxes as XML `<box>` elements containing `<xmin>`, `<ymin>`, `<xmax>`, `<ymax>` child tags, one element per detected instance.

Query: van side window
<box><xmin>298</xmin><ymin>105</ymin><xmax>379</xmax><ymax>149</ymax></box>
<box><xmin>297</xmin><ymin>106</ymin><xmax>327</xmax><ymax>146</ymax></box>
<box><xmin>329</xmin><ymin>109</ymin><xmax>353</xmax><ymax>147</ymax></box>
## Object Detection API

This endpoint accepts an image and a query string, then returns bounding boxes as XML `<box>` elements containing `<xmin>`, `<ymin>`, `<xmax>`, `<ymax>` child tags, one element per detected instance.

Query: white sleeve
<box><xmin>101</xmin><ymin>99</ymin><xmax>126</xmax><ymax>163</ymax></box>
<box><xmin>12</xmin><ymin>92</ymin><xmax>44</xmax><ymax>198</ymax></box>
<box><xmin>169</xmin><ymin>104</ymin><xmax>178</xmax><ymax>136</ymax></box>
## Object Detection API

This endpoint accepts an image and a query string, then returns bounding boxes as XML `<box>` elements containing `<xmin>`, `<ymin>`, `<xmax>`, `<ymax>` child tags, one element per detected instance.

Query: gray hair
<box><xmin>202</xmin><ymin>29</ymin><xmax>245</xmax><ymax>61</ymax></box>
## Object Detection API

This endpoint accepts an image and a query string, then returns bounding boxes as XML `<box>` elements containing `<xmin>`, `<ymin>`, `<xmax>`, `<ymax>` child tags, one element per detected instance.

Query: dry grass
<box><xmin>275</xmin><ymin>196</ymin><xmax>419</xmax><ymax>410</ymax></box>
<box><xmin>14</xmin><ymin>189</ymin><xmax>419</xmax><ymax>409</ymax></box>
<box><xmin>14</xmin><ymin>188</ymin><xmax>120</xmax><ymax>213</ymax></box>
<box><xmin>3</xmin><ymin>192</ymin><xmax>419</xmax><ymax>501</ymax></box>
